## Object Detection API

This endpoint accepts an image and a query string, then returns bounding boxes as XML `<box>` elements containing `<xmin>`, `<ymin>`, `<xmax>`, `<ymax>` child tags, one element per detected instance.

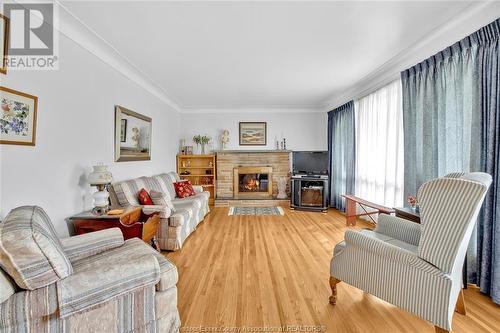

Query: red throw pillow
<box><xmin>174</xmin><ymin>180</ymin><xmax>195</xmax><ymax>198</ymax></box>
<box><xmin>138</xmin><ymin>188</ymin><xmax>153</xmax><ymax>205</ymax></box>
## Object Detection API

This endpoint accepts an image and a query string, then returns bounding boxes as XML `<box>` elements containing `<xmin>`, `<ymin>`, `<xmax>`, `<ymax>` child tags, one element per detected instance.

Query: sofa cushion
<box><xmin>150</xmin><ymin>190</ymin><xmax>175</xmax><ymax>212</ymax></box>
<box><xmin>0</xmin><ymin>206</ymin><xmax>73</xmax><ymax>290</ymax></box>
<box><xmin>108</xmin><ymin>238</ymin><xmax>177</xmax><ymax>291</ymax></box>
<box><xmin>112</xmin><ymin>177</ymin><xmax>150</xmax><ymax>206</ymax></box>
<box><xmin>151</xmin><ymin>174</ymin><xmax>177</xmax><ymax>200</ymax></box>
<box><xmin>172</xmin><ymin>193</ymin><xmax>207</xmax><ymax>209</ymax></box>
<box><xmin>167</xmin><ymin>171</ymin><xmax>181</xmax><ymax>183</ymax></box>
<box><xmin>57</xmin><ymin>238</ymin><xmax>160</xmax><ymax>317</ymax></box>
<box><xmin>332</xmin><ymin>229</ymin><xmax>418</xmax><ymax>257</ymax></box>
<box><xmin>0</xmin><ymin>270</ymin><xmax>15</xmax><ymax>304</ymax></box>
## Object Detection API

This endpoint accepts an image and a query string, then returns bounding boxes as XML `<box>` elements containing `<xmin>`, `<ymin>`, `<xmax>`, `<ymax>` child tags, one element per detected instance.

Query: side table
<box><xmin>394</xmin><ymin>207</ymin><xmax>421</xmax><ymax>223</ymax></box>
<box><xmin>69</xmin><ymin>206</ymin><xmax>161</xmax><ymax>251</ymax></box>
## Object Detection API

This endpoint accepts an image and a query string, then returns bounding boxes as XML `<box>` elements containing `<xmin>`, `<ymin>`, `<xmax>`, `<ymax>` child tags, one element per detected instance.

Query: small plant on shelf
<box><xmin>193</xmin><ymin>135</ymin><xmax>202</xmax><ymax>153</ymax></box>
<box><xmin>201</xmin><ymin>135</ymin><xmax>211</xmax><ymax>154</ymax></box>
<box><xmin>193</xmin><ymin>134</ymin><xmax>211</xmax><ymax>154</ymax></box>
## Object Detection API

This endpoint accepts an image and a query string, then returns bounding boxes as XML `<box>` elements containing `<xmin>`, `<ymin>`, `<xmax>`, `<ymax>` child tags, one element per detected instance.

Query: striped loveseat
<box><xmin>329</xmin><ymin>172</ymin><xmax>492</xmax><ymax>332</ymax></box>
<box><xmin>0</xmin><ymin>206</ymin><xmax>180</xmax><ymax>332</ymax></box>
<box><xmin>110</xmin><ymin>172</ymin><xmax>210</xmax><ymax>251</ymax></box>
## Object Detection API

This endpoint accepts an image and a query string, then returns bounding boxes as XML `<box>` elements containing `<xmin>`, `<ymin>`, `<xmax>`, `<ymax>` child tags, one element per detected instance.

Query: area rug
<box><xmin>228</xmin><ymin>206</ymin><xmax>285</xmax><ymax>216</ymax></box>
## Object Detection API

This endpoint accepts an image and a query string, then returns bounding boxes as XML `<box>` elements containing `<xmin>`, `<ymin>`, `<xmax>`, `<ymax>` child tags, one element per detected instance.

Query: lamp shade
<box><xmin>88</xmin><ymin>165</ymin><xmax>113</xmax><ymax>186</ymax></box>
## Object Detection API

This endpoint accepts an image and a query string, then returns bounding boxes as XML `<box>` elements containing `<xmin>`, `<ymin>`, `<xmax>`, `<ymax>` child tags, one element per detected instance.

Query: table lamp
<box><xmin>88</xmin><ymin>164</ymin><xmax>113</xmax><ymax>214</ymax></box>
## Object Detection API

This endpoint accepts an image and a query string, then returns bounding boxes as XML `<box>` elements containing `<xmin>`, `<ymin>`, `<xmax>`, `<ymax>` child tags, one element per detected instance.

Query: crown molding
<box><xmin>321</xmin><ymin>1</ymin><xmax>500</xmax><ymax>111</ymax></box>
<box><xmin>52</xmin><ymin>1</ymin><xmax>182</xmax><ymax>112</ymax></box>
<box><xmin>181</xmin><ymin>106</ymin><xmax>325</xmax><ymax>114</ymax></box>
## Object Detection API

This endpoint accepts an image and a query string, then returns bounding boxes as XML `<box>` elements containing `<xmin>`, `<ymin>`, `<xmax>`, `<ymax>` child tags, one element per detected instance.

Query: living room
<box><xmin>1</xmin><ymin>1</ymin><xmax>499</xmax><ymax>333</ymax></box>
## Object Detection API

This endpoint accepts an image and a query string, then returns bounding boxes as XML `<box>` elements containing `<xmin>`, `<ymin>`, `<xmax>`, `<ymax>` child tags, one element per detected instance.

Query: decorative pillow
<box><xmin>0</xmin><ymin>206</ymin><xmax>73</xmax><ymax>290</ymax></box>
<box><xmin>150</xmin><ymin>190</ymin><xmax>176</xmax><ymax>212</ymax></box>
<box><xmin>138</xmin><ymin>188</ymin><xmax>153</xmax><ymax>205</ymax></box>
<box><xmin>173</xmin><ymin>180</ymin><xmax>195</xmax><ymax>198</ymax></box>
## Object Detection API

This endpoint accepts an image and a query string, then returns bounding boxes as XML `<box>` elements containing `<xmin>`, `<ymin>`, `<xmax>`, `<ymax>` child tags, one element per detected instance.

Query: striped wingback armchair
<box><xmin>329</xmin><ymin>172</ymin><xmax>492</xmax><ymax>332</ymax></box>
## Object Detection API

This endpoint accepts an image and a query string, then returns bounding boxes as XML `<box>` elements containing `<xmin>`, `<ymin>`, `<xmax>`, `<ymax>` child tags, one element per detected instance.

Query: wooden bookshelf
<box><xmin>177</xmin><ymin>154</ymin><xmax>216</xmax><ymax>205</ymax></box>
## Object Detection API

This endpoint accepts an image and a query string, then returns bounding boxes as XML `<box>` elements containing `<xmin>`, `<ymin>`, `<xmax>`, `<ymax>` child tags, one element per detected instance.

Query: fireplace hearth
<box><xmin>233</xmin><ymin>166</ymin><xmax>273</xmax><ymax>198</ymax></box>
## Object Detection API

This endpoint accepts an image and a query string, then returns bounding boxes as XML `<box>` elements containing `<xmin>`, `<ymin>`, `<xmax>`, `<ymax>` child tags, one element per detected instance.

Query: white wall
<box><xmin>0</xmin><ymin>34</ymin><xmax>180</xmax><ymax>236</ymax></box>
<box><xmin>180</xmin><ymin>111</ymin><xmax>327</xmax><ymax>152</ymax></box>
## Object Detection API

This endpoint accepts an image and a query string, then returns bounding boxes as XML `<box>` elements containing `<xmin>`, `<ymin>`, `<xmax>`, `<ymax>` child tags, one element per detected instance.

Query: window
<box><xmin>354</xmin><ymin>80</ymin><xmax>404</xmax><ymax>207</ymax></box>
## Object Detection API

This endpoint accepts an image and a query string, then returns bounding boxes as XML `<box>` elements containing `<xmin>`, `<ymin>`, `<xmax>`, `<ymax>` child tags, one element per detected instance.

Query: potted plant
<box><xmin>200</xmin><ymin>135</ymin><xmax>211</xmax><ymax>154</ymax></box>
<box><xmin>407</xmin><ymin>195</ymin><xmax>419</xmax><ymax>213</ymax></box>
<box><xmin>193</xmin><ymin>135</ymin><xmax>201</xmax><ymax>154</ymax></box>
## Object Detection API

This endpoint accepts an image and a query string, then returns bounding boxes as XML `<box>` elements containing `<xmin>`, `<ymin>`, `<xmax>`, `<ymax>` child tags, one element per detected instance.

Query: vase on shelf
<box><xmin>201</xmin><ymin>144</ymin><xmax>206</xmax><ymax>155</ymax></box>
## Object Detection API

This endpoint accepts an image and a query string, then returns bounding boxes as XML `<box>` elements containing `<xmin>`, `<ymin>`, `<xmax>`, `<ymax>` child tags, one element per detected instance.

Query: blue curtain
<box><xmin>478</xmin><ymin>19</ymin><xmax>500</xmax><ymax>304</ymax></box>
<box><xmin>327</xmin><ymin>101</ymin><xmax>355</xmax><ymax>211</ymax></box>
<box><xmin>401</xmin><ymin>18</ymin><xmax>500</xmax><ymax>304</ymax></box>
<box><xmin>401</xmin><ymin>35</ymin><xmax>481</xmax><ymax>201</ymax></box>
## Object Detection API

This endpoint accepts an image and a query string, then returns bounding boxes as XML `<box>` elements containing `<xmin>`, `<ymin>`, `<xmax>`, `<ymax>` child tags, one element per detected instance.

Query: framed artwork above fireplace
<box><xmin>239</xmin><ymin>122</ymin><xmax>267</xmax><ymax>146</ymax></box>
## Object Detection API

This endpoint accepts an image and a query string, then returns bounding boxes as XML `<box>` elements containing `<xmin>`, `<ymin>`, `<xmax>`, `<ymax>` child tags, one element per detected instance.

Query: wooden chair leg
<box><xmin>455</xmin><ymin>289</ymin><xmax>467</xmax><ymax>315</ymax></box>
<box><xmin>435</xmin><ymin>326</ymin><xmax>449</xmax><ymax>333</ymax></box>
<box><xmin>329</xmin><ymin>277</ymin><xmax>341</xmax><ymax>305</ymax></box>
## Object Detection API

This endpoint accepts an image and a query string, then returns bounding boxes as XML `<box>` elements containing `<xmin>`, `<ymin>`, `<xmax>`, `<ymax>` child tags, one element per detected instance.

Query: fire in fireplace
<box><xmin>233</xmin><ymin>166</ymin><xmax>273</xmax><ymax>198</ymax></box>
<box><xmin>239</xmin><ymin>173</ymin><xmax>269</xmax><ymax>192</ymax></box>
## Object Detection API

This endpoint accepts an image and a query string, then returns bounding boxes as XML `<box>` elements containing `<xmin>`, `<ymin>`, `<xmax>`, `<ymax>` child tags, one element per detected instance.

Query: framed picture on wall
<box><xmin>0</xmin><ymin>86</ymin><xmax>38</xmax><ymax>146</ymax></box>
<box><xmin>114</xmin><ymin>105</ymin><xmax>152</xmax><ymax>162</ymax></box>
<box><xmin>0</xmin><ymin>13</ymin><xmax>9</xmax><ymax>74</ymax></box>
<box><xmin>239</xmin><ymin>122</ymin><xmax>267</xmax><ymax>146</ymax></box>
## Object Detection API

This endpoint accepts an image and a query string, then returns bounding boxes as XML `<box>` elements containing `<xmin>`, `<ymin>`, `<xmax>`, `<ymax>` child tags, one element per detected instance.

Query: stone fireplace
<box><xmin>233</xmin><ymin>166</ymin><xmax>273</xmax><ymax>198</ymax></box>
<box><xmin>215</xmin><ymin>150</ymin><xmax>290</xmax><ymax>206</ymax></box>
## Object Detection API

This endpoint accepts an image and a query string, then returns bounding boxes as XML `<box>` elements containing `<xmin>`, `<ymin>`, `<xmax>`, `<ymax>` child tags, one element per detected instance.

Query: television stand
<box><xmin>290</xmin><ymin>175</ymin><xmax>329</xmax><ymax>212</ymax></box>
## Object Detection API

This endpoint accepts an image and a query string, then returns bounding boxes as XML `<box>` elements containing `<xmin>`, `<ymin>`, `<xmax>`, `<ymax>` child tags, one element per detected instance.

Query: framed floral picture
<box><xmin>0</xmin><ymin>87</ymin><xmax>38</xmax><ymax>146</ymax></box>
<box><xmin>0</xmin><ymin>13</ymin><xmax>9</xmax><ymax>74</ymax></box>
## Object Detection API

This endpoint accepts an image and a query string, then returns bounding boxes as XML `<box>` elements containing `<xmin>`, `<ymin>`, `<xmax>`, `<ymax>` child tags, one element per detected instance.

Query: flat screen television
<box><xmin>292</xmin><ymin>151</ymin><xmax>329</xmax><ymax>175</ymax></box>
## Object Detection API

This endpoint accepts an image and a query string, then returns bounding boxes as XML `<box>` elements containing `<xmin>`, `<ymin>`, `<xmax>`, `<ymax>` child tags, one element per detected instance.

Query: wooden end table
<box><xmin>69</xmin><ymin>206</ymin><xmax>161</xmax><ymax>251</ymax></box>
<box><xmin>394</xmin><ymin>207</ymin><xmax>421</xmax><ymax>223</ymax></box>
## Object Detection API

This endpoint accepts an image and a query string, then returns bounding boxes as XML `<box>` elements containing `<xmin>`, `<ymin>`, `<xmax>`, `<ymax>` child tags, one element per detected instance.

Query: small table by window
<box><xmin>394</xmin><ymin>207</ymin><xmax>421</xmax><ymax>223</ymax></box>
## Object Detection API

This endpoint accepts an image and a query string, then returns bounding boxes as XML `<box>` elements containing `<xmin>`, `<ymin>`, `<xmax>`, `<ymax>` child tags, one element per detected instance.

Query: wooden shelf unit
<box><xmin>177</xmin><ymin>154</ymin><xmax>216</xmax><ymax>205</ymax></box>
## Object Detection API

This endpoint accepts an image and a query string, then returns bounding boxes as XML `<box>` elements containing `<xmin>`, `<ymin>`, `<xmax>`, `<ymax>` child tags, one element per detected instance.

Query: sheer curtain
<box><xmin>354</xmin><ymin>80</ymin><xmax>404</xmax><ymax>207</ymax></box>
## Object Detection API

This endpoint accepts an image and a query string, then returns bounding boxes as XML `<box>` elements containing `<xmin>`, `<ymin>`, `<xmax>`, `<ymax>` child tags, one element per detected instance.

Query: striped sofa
<box><xmin>330</xmin><ymin>172</ymin><xmax>492</xmax><ymax>332</ymax></box>
<box><xmin>109</xmin><ymin>172</ymin><xmax>210</xmax><ymax>251</ymax></box>
<box><xmin>0</xmin><ymin>206</ymin><xmax>180</xmax><ymax>333</ymax></box>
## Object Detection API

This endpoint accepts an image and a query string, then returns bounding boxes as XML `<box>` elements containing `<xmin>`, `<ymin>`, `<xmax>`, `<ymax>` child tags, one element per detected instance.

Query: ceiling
<box><xmin>62</xmin><ymin>1</ymin><xmax>474</xmax><ymax>110</ymax></box>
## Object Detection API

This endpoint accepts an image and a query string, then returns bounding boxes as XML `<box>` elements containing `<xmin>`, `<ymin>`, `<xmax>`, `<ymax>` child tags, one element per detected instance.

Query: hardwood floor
<box><xmin>164</xmin><ymin>207</ymin><xmax>500</xmax><ymax>332</ymax></box>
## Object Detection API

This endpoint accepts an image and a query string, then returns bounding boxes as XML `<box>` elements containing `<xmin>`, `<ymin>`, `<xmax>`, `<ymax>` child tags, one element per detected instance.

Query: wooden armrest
<box><xmin>119</xmin><ymin>207</ymin><xmax>142</xmax><ymax>226</ymax></box>
<box><xmin>142</xmin><ymin>214</ymin><xmax>161</xmax><ymax>244</ymax></box>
